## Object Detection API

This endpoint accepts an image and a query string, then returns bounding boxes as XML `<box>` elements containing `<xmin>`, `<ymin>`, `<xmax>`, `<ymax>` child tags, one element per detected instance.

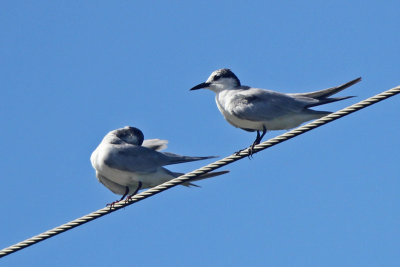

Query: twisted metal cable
<box><xmin>1</xmin><ymin>85</ymin><xmax>399</xmax><ymax>258</ymax></box>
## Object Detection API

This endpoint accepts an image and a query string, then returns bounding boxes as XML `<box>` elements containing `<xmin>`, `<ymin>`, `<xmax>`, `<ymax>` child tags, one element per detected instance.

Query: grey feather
<box><xmin>289</xmin><ymin>77</ymin><xmax>361</xmax><ymax>99</ymax></box>
<box><xmin>142</xmin><ymin>139</ymin><xmax>168</xmax><ymax>151</ymax></box>
<box><xmin>102</xmin><ymin>138</ymin><xmax>217</xmax><ymax>173</ymax></box>
<box><xmin>161</xmin><ymin>152</ymin><xmax>217</xmax><ymax>165</ymax></box>
<box><xmin>104</xmin><ymin>146</ymin><xmax>215</xmax><ymax>173</ymax></box>
<box><xmin>231</xmin><ymin>89</ymin><xmax>311</xmax><ymax>121</ymax></box>
<box><xmin>304</xmin><ymin>96</ymin><xmax>355</xmax><ymax>108</ymax></box>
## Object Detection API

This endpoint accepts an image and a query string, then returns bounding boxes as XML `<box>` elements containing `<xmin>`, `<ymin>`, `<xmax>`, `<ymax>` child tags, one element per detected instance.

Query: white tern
<box><xmin>191</xmin><ymin>68</ymin><xmax>361</xmax><ymax>154</ymax></box>
<box><xmin>91</xmin><ymin>126</ymin><xmax>228</xmax><ymax>204</ymax></box>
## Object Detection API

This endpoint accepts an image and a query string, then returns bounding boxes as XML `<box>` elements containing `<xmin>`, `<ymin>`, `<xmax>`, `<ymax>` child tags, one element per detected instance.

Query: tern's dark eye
<box><xmin>214</xmin><ymin>75</ymin><xmax>221</xmax><ymax>81</ymax></box>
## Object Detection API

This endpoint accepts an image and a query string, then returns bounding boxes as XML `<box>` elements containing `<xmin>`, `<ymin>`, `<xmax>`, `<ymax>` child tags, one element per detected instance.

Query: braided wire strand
<box><xmin>1</xmin><ymin>85</ymin><xmax>399</xmax><ymax>258</ymax></box>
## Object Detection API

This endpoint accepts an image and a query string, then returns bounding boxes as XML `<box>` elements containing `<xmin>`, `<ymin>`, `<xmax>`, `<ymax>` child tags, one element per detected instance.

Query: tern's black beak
<box><xmin>190</xmin><ymin>82</ymin><xmax>211</xmax><ymax>91</ymax></box>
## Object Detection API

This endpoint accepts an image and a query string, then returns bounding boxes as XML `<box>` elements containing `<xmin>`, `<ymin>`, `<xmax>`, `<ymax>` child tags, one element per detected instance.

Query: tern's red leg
<box><xmin>125</xmin><ymin>181</ymin><xmax>142</xmax><ymax>203</ymax></box>
<box><xmin>106</xmin><ymin>186</ymin><xmax>129</xmax><ymax>208</ymax></box>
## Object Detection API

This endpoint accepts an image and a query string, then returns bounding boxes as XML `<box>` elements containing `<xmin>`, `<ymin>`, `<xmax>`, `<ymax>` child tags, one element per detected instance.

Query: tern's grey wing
<box><xmin>142</xmin><ymin>139</ymin><xmax>168</xmax><ymax>151</ymax></box>
<box><xmin>231</xmin><ymin>88</ymin><xmax>317</xmax><ymax>121</ymax></box>
<box><xmin>161</xmin><ymin>152</ymin><xmax>216</xmax><ymax>166</ymax></box>
<box><xmin>104</xmin><ymin>145</ymin><xmax>216</xmax><ymax>173</ymax></box>
<box><xmin>104</xmin><ymin>145</ymin><xmax>173</xmax><ymax>173</ymax></box>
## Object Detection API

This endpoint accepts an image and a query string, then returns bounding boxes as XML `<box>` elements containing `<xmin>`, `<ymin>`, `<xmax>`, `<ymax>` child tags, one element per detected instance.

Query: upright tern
<box><xmin>190</xmin><ymin>69</ymin><xmax>361</xmax><ymax>154</ymax></box>
<box><xmin>91</xmin><ymin>126</ymin><xmax>228</xmax><ymax>205</ymax></box>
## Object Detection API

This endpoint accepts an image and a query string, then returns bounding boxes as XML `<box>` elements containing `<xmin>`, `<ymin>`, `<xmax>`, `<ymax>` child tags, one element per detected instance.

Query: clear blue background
<box><xmin>1</xmin><ymin>1</ymin><xmax>399</xmax><ymax>266</ymax></box>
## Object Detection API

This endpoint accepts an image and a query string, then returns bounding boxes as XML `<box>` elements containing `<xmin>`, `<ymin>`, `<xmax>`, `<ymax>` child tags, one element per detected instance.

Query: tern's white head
<box><xmin>190</xmin><ymin>68</ymin><xmax>241</xmax><ymax>93</ymax></box>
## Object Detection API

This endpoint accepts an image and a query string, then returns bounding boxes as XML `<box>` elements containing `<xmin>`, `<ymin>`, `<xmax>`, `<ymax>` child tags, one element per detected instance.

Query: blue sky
<box><xmin>1</xmin><ymin>1</ymin><xmax>399</xmax><ymax>266</ymax></box>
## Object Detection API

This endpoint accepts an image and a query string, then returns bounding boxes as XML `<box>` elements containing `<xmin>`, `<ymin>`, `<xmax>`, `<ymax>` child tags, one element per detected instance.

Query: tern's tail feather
<box><xmin>292</xmin><ymin>77</ymin><xmax>361</xmax><ymax>99</ymax></box>
<box><xmin>162</xmin><ymin>152</ymin><xmax>218</xmax><ymax>165</ymax></box>
<box><xmin>173</xmin><ymin>170</ymin><xmax>229</xmax><ymax>187</ymax></box>
<box><xmin>305</xmin><ymin>95</ymin><xmax>355</xmax><ymax>108</ymax></box>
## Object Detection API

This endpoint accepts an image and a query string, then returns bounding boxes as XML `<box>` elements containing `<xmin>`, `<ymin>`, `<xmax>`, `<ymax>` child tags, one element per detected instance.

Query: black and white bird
<box><xmin>91</xmin><ymin>126</ymin><xmax>228</xmax><ymax>205</ymax></box>
<box><xmin>190</xmin><ymin>69</ymin><xmax>361</xmax><ymax>154</ymax></box>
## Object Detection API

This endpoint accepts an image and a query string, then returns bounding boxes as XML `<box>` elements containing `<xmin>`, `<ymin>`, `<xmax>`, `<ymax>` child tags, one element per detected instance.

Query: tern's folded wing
<box><xmin>104</xmin><ymin>145</ymin><xmax>171</xmax><ymax>173</ymax></box>
<box><xmin>104</xmin><ymin>145</ymin><xmax>216</xmax><ymax>173</ymax></box>
<box><xmin>231</xmin><ymin>89</ymin><xmax>316</xmax><ymax>121</ymax></box>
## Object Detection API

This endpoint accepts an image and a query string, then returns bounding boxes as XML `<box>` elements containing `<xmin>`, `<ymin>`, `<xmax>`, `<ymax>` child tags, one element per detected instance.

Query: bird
<box><xmin>91</xmin><ymin>126</ymin><xmax>228</xmax><ymax>205</ymax></box>
<box><xmin>190</xmin><ymin>68</ymin><xmax>361</xmax><ymax>155</ymax></box>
